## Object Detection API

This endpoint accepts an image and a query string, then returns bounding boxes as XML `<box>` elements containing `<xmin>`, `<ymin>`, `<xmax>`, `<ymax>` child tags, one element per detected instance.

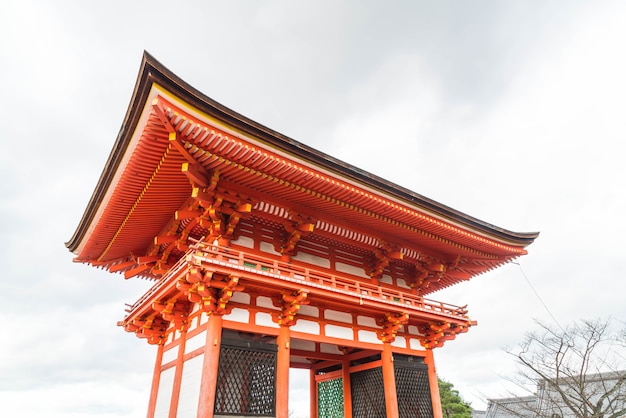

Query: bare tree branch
<box><xmin>499</xmin><ymin>318</ymin><xmax>626</xmax><ymax>418</ymax></box>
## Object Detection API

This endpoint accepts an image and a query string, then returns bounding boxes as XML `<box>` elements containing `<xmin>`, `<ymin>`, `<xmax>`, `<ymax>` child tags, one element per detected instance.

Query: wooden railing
<box><xmin>123</xmin><ymin>253</ymin><xmax>189</xmax><ymax>314</ymax></box>
<box><xmin>125</xmin><ymin>242</ymin><xmax>469</xmax><ymax>321</ymax></box>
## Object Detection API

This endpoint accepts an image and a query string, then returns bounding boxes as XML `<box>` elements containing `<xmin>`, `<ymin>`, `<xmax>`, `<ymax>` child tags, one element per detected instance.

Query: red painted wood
<box><xmin>146</xmin><ymin>343</ymin><xmax>164</xmax><ymax>418</ymax></box>
<box><xmin>382</xmin><ymin>343</ymin><xmax>399</xmax><ymax>418</ymax></box>
<box><xmin>196</xmin><ymin>314</ymin><xmax>223</xmax><ymax>418</ymax></box>
<box><xmin>342</xmin><ymin>359</ymin><xmax>353</xmax><ymax>418</ymax></box>
<box><xmin>276</xmin><ymin>325</ymin><xmax>291</xmax><ymax>418</ymax></box>
<box><xmin>425</xmin><ymin>349</ymin><xmax>443</xmax><ymax>418</ymax></box>
<box><xmin>168</xmin><ymin>328</ymin><xmax>187</xmax><ymax>417</ymax></box>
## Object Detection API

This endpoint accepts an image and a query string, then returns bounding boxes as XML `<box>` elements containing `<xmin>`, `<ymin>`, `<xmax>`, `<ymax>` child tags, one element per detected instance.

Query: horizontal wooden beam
<box><xmin>137</xmin><ymin>255</ymin><xmax>160</xmax><ymax>264</ymax></box>
<box><xmin>124</xmin><ymin>264</ymin><xmax>150</xmax><ymax>279</ymax></box>
<box><xmin>181</xmin><ymin>162</ymin><xmax>209</xmax><ymax>188</ymax></box>
<box><xmin>109</xmin><ymin>260</ymin><xmax>136</xmax><ymax>272</ymax></box>
<box><xmin>175</xmin><ymin>209</ymin><xmax>203</xmax><ymax>220</ymax></box>
<box><xmin>154</xmin><ymin>234</ymin><xmax>178</xmax><ymax>245</ymax></box>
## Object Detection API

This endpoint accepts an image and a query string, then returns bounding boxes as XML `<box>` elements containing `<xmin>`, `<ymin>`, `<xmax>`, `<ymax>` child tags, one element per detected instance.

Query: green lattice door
<box><xmin>317</xmin><ymin>376</ymin><xmax>344</xmax><ymax>418</ymax></box>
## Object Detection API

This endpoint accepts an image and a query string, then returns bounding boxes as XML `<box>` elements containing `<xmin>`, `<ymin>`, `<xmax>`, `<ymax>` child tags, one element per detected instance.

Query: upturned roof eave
<box><xmin>66</xmin><ymin>51</ymin><xmax>538</xmax><ymax>254</ymax></box>
<box><xmin>66</xmin><ymin>54</ymin><xmax>155</xmax><ymax>253</ymax></box>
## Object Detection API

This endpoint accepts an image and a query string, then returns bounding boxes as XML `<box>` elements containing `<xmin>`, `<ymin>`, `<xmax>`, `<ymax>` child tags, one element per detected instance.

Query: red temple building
<box><xmin>67</xmin><ymin>53</ymin><xmax>538</xmax><ymax>418</ymax></box>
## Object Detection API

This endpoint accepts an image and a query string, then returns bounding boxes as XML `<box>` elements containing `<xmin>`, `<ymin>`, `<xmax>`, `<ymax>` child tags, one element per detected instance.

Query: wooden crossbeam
<box><xmin>109</xmin><ymin>260</ymin><xmax>136</xmax><ymax>272</ymax></box>
<box><xmin>124</xmin><ymin>264</ymin><xmax>150</xmax><ymax>279</ymax></box>
<box><xmin>175</xmin><ymin>209</ymin><xmax>203</xmax><ymax>220</ymax></box>
<box><xmin>181</xmin><ymin>162</ymin><xmax>209</xmax><ymax>188</ymax></box>
<box><xmin>136</xmin><ymin>255</ymin><xmax>160</xmax><ymax>264</ymax></box>
<box><xmin>154</xmin><ymin>234</ymin><xmax>178</xmax><ymax>245</ymax></box>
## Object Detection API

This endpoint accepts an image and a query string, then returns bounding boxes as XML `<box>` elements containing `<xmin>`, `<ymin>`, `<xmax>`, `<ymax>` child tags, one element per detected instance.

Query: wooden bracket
<box><xmin>376</xmin><ymin>312</ymin><xmax>409</xmax><ymax>343</ymax></box>
<box><xmin>280</xmin><ymin>215</ymin><xmax>316</xmax><ymax>257</ymax></box>
<box><xmin>123</xmin><ymin>315</ymin><xmax>169</xmax><ymax>345</ymax></box>
<box><xmin>272</xmin><ymin>290</ymin><xmax>309</xmax><ymax>327</ymax></box>
<box><xmin>369</xmin><ymin>242</ymin><xmax>404</xmax><ymax>280</ymax></box>
<box><xmin>418</xmin><ymin>320</ymin><xmax>473</xmax><ymax>349</ymax></box>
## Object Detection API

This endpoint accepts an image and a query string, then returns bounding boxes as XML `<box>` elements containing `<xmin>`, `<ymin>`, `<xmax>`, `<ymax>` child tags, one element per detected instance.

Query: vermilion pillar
<box><xmin>310</xmin><ymin>369</ymin><xmax>317</xmax><ymax>418</ymax></box>
<box><xmin>342</xmin><ymin>359</ymin><xmax>352</xmax><ymax>418</ymax></box>
<box><xmin>146</xmin><ymin>343</ymin><xmax>164</xmax><ymax>418</ymax></box>
<box><xmin>276</xmin><ymin>325</ymin><xmax>291</xmax><ymax>418</ymax></box>
<box><xmin>169</xmin><ymin>327</ymin><xmax>188</xmax><ymax>417</ymax></box>
<box><xmin>382</xmin><ymin>342</ymin><xmax>399</xmax><ymax>418</ymax></box>
<box><xmin>425</xmin><ymin>349</ymin><xmax>443</xmax><ymax>418</ymax></box>
<box><xmin>197</xmin><ymin>313</ymin><xmax>223</xmax><ymax>418</ymax></box>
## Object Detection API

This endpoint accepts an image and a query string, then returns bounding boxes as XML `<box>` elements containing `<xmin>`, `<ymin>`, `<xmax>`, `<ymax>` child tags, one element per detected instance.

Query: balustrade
<box><xmin>124</xmin><ymin>243</ymin><xmax>469</xmax><ymax>322</ymax></box>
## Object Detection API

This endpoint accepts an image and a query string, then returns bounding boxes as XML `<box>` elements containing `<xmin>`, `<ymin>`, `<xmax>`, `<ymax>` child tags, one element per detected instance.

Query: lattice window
<box><xmin>351</xmin><ymin>367</ymin><xmax>386</xmax><ymax>418</ymax></box>
<box><xmin>395</xmin><ymin>359</ymin><xmax>433</xmax><ymax>418</ymax></box>
<box><xmin>214</xmin><ymin>343</ymin><xmax>277</xmax><ymax>416</ymax></box>
<box><xmin>317</xmin><ymin>377</ymin><xmax>344</xmax><ymax>418</ymax></box>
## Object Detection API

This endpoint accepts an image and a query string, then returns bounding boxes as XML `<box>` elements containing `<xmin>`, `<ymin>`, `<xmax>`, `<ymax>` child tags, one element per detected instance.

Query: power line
<box><xmin>511</xmin><ymin>261</ymin><xmax>564</xmax><ymax>332</ymax></box>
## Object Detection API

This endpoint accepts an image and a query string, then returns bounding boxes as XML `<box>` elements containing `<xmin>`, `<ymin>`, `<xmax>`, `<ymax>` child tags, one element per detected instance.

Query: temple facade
<box><xmin>67</xmin><ymin>52</ymin><xmax>538</xmax><ymax>418</ymax></box>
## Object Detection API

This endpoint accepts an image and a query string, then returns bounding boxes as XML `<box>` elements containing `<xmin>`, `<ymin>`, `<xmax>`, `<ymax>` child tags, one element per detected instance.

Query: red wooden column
<box><xmin>276</xmin><ymin>324</ymin><xmax>291</xmax><ymax>418</ymax></box>
<box><xmin>146</xmin><ymin>343</ymin><xmax>164</xmax><ymax>418</ymax></box>
<box><xmin>168</xmin><ymin>327</ymin><xmax>188</xmax><ymax>417</ymax></box>
<box><xmin>274</xmin><ymin>290</ymin><xmax>306</xmax><ymax>417</ymax></box>
<box><xmin>382</xmin><ymin>342</ymin><xmax>399</xmax><ymax>418</ymax></box>
<box><xmin>310</xmin><ymin>369</ymin><xmax>318</xmax><ymax>418</ymax></box>
<box><xmin>197</xmin><ymin>312</ymin><xmax>224</xmax><ymax>418</ymax></box>
<box><xmin>425</xmin><ymin>349</ymin><xmax>443</xmax><ymax>418</ymax></box>
<box><xmin>342</xmin><ymin>359</ymin><xmax>353</xmax><ymax>418</ymax></box>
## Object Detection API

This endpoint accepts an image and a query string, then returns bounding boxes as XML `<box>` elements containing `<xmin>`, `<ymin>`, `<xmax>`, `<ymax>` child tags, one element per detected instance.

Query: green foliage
<box><xmin>439</xmin><ymin>377</ymin><xmax>473</xmax><ymax>418</ymax></box>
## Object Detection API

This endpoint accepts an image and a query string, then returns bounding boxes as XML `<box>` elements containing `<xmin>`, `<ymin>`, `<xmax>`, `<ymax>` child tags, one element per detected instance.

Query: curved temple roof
<box><xmin>66</xmin><ymin>52</ymin><xmax>538</xmax><ymax>292</ymax></box>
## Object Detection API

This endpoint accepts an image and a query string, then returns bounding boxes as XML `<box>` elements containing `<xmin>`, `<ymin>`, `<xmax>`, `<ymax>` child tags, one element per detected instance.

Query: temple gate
<box><xmin>67</xmin><ymin>53</ymin><xmax>538</xmax><ymax>418</ymax></box>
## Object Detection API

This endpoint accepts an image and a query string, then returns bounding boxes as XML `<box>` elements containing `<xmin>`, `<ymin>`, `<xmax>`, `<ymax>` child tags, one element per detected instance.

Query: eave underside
<box><xmin>69</xmin><ymin>92</ymin><xmax>534</xmax><ymax>290</ymax></box>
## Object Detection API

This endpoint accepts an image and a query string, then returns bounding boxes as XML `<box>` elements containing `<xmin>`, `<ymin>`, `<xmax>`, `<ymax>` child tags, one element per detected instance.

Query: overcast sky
<box><xmin>1</xmin><ymin>1</ymin><xmax>625</xmax><ymax>417</ymax></box>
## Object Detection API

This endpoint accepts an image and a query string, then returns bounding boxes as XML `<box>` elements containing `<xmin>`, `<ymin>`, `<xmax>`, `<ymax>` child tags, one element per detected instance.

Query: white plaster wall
<box><xmin>298</xmin><ymin>305</ymin><xmax>319</xmax><ymax>317</ymax></box>
<box><xmin>223</xmin><ymin>308</ymin><xmax>250</xmax><ymax>324</ymax></box>
<box><xmin>230</xmin><ymin>291</ymin><xmax>250</xmax><ymax>304</ymax></box>
<box><xmin>320</xmin><ymin>343</ymin><xmax>343</xmax><ymax>355</ymax></box>
<box><xmin>290</xmin><ymin>339</ymin><xmax>316</xmax><ymax>351</ymax></box>
<box><xmin>186</xmin><ymin>314</ymin><xmax>199</xmax><ymax>332</ymax></box>
<box><xmin>256</xmin><ymin>296</ymin><xmax>279</xmax><ymax>310</ymax></box>
<box><xmin>185</xmin><ymin>330</ymin><xmax>206</xmax><ymax>354</ymax></box>
<box><xmin>292</xmin><ymin>251</ymin><xmax>330</xmax><ymax>268</ymax></box>
<box><xmin>407</xmin><ymin>325</ymin><xmax>422</xmax><ymax>336</ymax></box>
<box><xmin>356</xmin><ymin>316</ymin><xmax>377</xmax><ymax>327</ymax></box>
<box><xmin>410</xmin><ymin>339</ymin><xmax>424</xmax><ymax>350</ymax></box>
<box><xmin>335</xmin><ymin>262</ymin><xmax>368</xmax><ymax>278</ymax></box>
<box><xmin>391</xmin><ymin>336</ymin><xmax>406</xmax><ymax>348</ymax></box>
<box><xmin>231</xmin><ymin>235</ymin><xmax>254</xmax><ymax>248</ymax></box>
<box><xmin>396</xmin><ymin>278</ymin><xmax>410</xmax><ymax>290</ymax></box>
<box><xmin>260</xmin><ymin>241</ymin><xmax>280</xmax><ymax>255</ymax></box>
<box><xmin>162</xmin><ymin>345</ymin><xmax>179</xmax><ymax>365</ymax></box>
<box><xmin>291</xmin><ymin>319</ymin><xmax>320</xmax><ymax>335</ymax></box>
<box><xmin>190</xmin><ymin>303</ymin><xmax>200</xmax><ymax>315</ymax></box>
<box><xmin>358</xmin><ymin>330</ymin><xmax>381</xmax><ymax>345</ymax></box>
<box><xmin>153</xmin><ymin>366</ymin><xmax>175</xmax><ymax>418</ymax></box>
<box><xmin>324</xmin><ymin>309</ymin><xmax>352</xmax><ymax>324</ymax></box>
<box><xmin>325</xmin><ymin>324</ymin><xmax>353</xmax><ymax>340</ymax></box>
<box><xmin>176</xmin><ymin>354</ymin><xmax>204</xmax><ymax>418</ymax></box>
<box><xmin>380</xmin><ymin>274</ymin><xmax>393</xmax><ymax>285</ymax></box>
<box><xmin>255</xmin><ymin>312</ymin><xmax>279</xmax><ymax>328</ymax></box>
